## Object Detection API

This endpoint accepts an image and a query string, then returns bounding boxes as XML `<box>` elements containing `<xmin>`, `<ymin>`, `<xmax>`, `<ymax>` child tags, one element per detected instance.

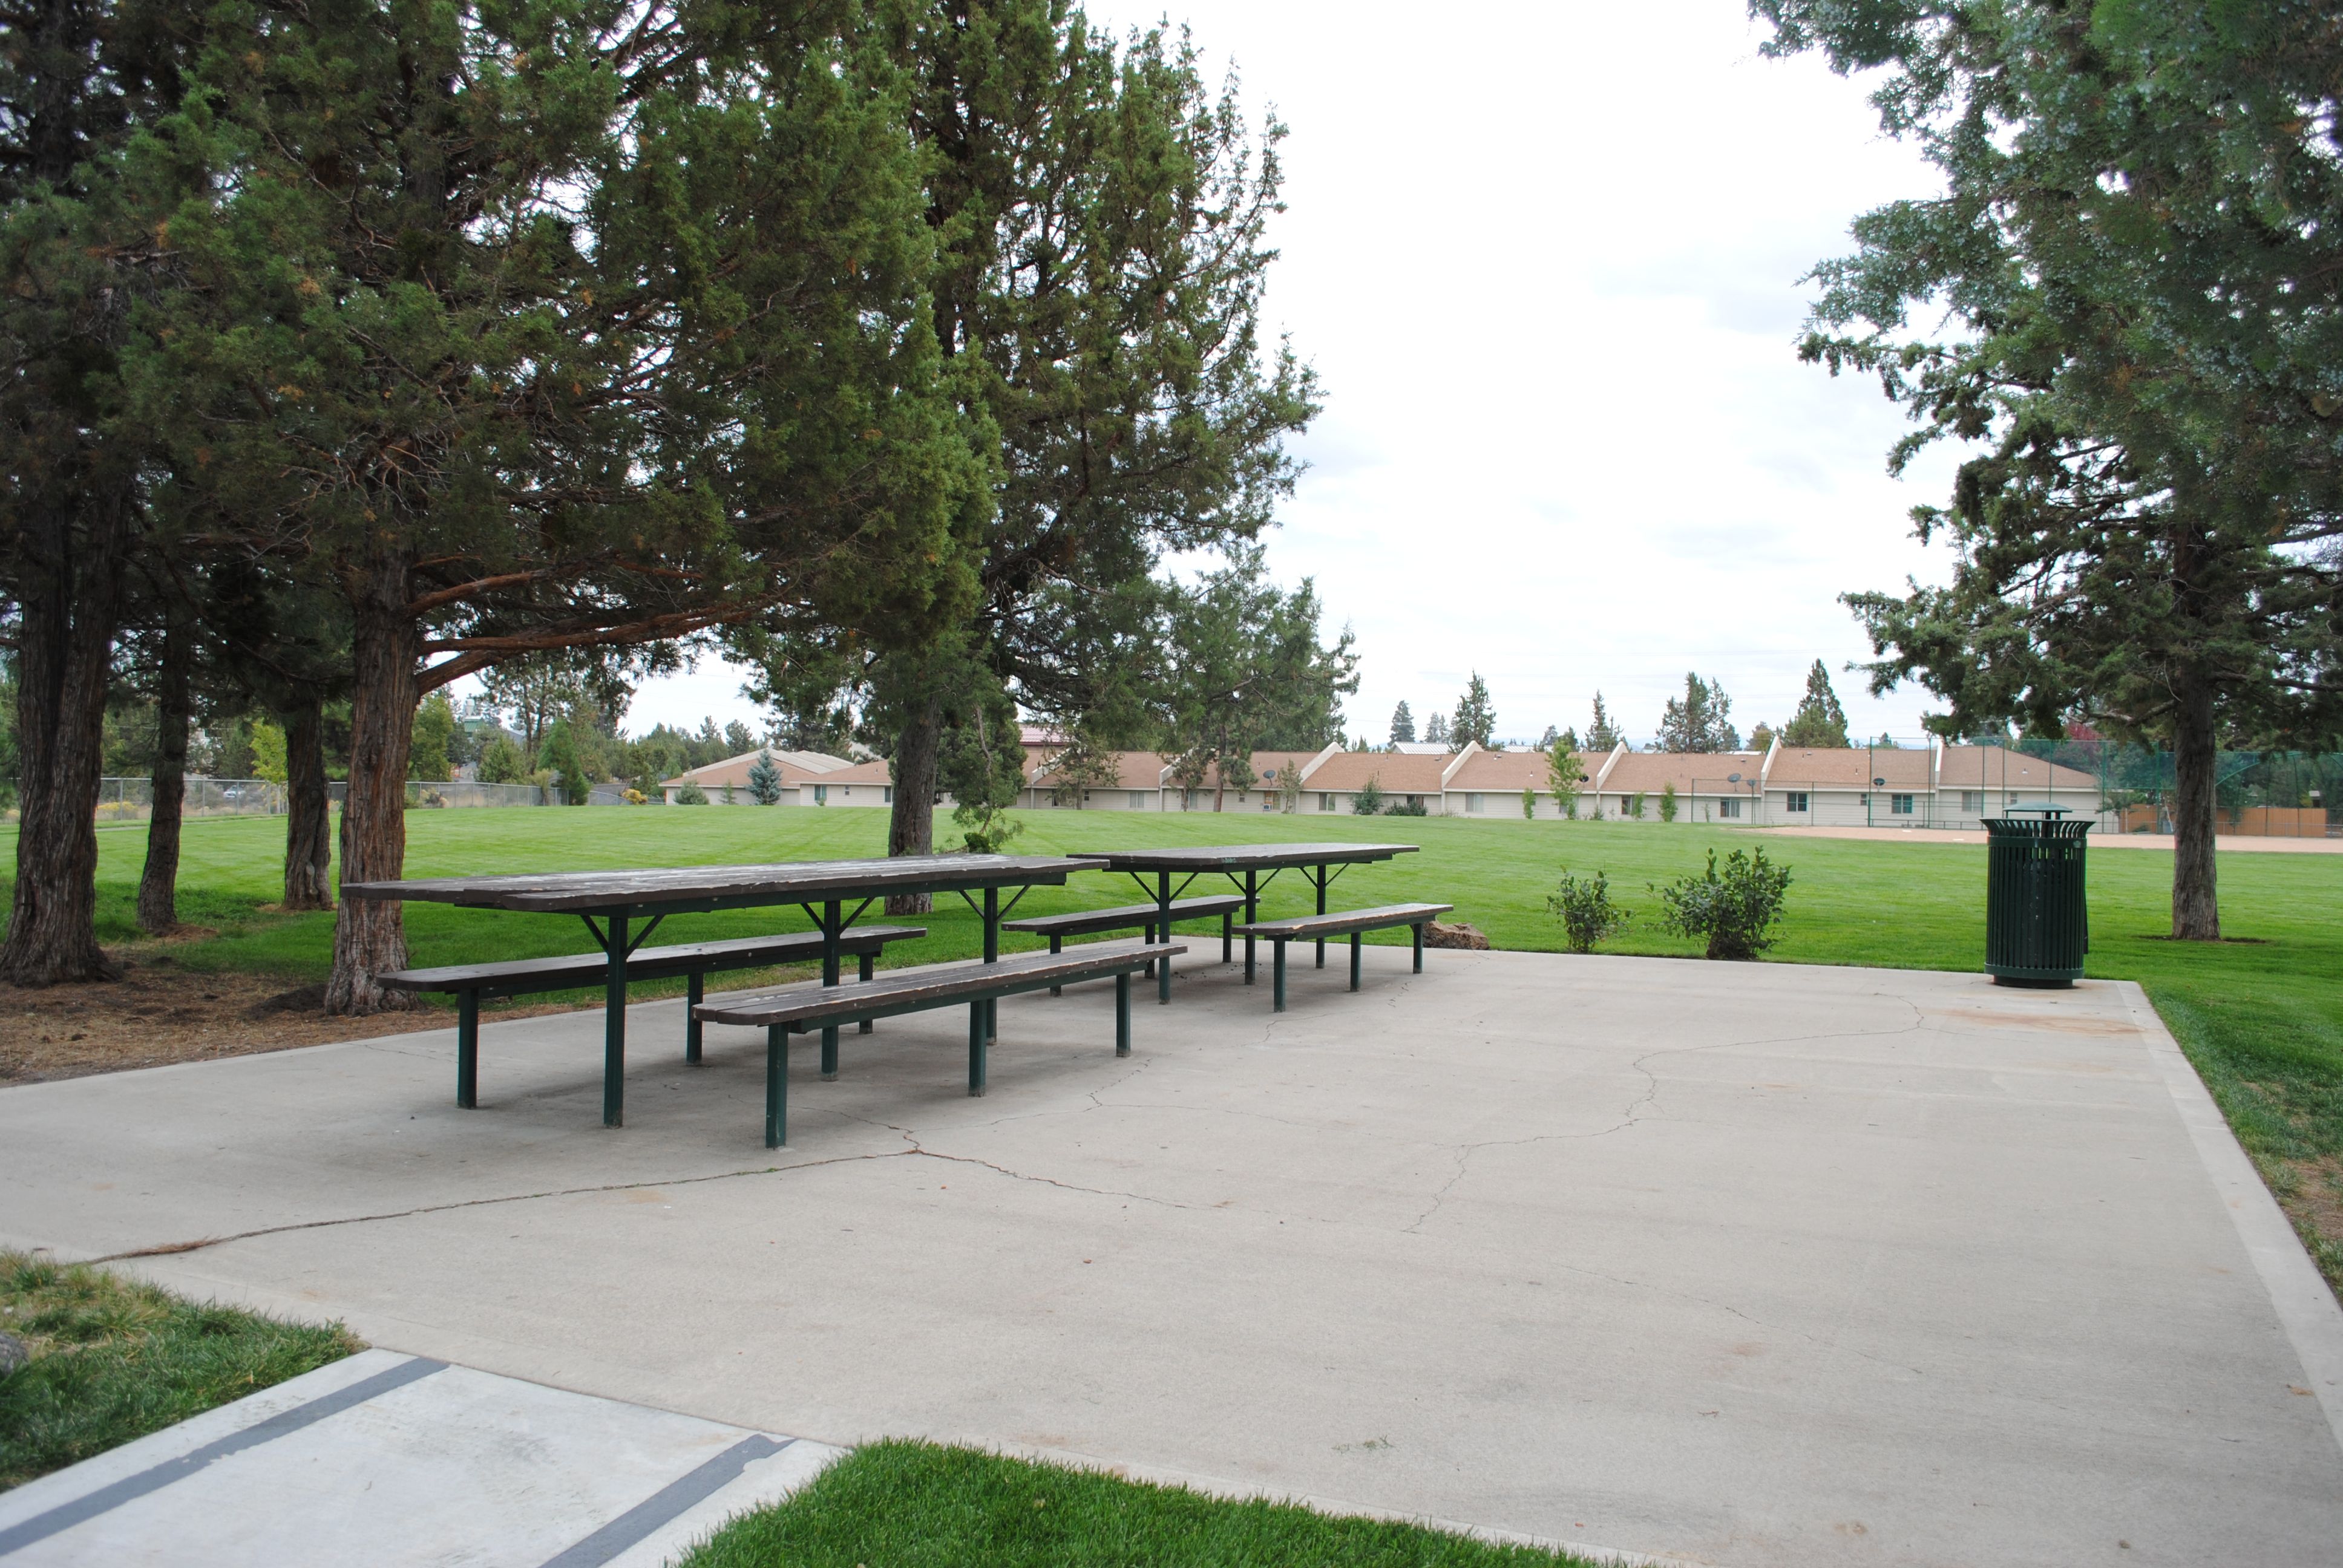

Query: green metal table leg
<box><xmin>1316</xmin><ymin>866</ymin><xmax>1328</xmax><ymax>969</ymax></box>
<box><xmin>456</xmin><ymin>990</ymin><xmax>479</xmax><ymax>1108</ymax></box>
<box><xmin>968</xmin><ymin>1001</ymin><xmax>988</xmax><ymax>1096</ymax></box>
<box><xmin>1244</xmin><ymin>870</ymin><xmax>1259</xmax><ymax>984</ymax></box>
<box><xmin>1115</xmin><ymin>972</ymin><xmax>1132</xmax><ymax>1055</ymax></box>
<box><xmin>1156</xmin><ymin>871</ymin><xmax>1173</xmax><ymax>1004</ymax></box>
<box><xmin>1413</xmin><ymin>923</ymin><xmax>1424</xmax><ymax>972</ymax></box>
<box><xmin>1273</xmin><ymin>939</ymin><xmax>1287</xmax><ymax>1012</ymax></box>
<box><xmin>686</xmin><ymin>972</ymin><xmax>704</xmax><ymax>1063</ymax></box>
<box><xmin>821</xmin><ymin>899</ymin><xmax>842</xmax><ymax>1080</ymax></box>
<box><xmin>1050</xmin><ymin>933</ymin><xmax>1064</xmax><ymax>996</ymax></box>
<box><xmin>764</xmin><ymin>1024</ymin><xmax>787</xmax><ymax>1148</ymax></box>
<box><xmin>1221</xmin><ymin>909</ymin><xmax>1232</xmax><ymax>964</ymax></box>
<box><xmin>1350</xmin><ymin>932</ymin><xmax>1362</xmax><ymax>991</ymax></box>
<box><xmin>983</xmin><ymin>886</ymin><xmax>999</xmax><ymax>1041</ymax></box>
<box><xmin>859</xmin><ymin>951</ymin><xmax>874</xmax><ymax>1033</ymax></box>
<box><xmin>603</xmin><ymin>910</ymin><xmax>628</xmax><ymax>1127</ymax></box>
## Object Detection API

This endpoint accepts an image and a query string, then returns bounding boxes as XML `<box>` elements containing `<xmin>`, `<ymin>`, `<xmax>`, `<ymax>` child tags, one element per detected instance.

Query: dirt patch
<box><xmin>0</xmin><ymin>959</ymin><xmax>582</xmax><ymax>1086</ymax></box>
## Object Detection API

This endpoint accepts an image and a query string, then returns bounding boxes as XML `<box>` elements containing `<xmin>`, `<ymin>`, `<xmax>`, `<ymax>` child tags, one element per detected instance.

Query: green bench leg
<box><xmin>1413</xmin><ymin>923</ymin><xmax>1425</xmax><ymax>973</ymax></box>
<box><xmin>859</xmin><ymin>952</ymin><xmax>874</xmax><ymax>1033</ymax></box>
<box><xmin>765</xmin><ymin>1024</ymin><xmax>787</xmax><ymax>1148</ymax></box>
<box><xmin>1115</xmin><ymin>972</ymin><xmax>1131</xmax><ymax>1056</ymax></box>
<box><xmin>1142</xmin><ymin>924</ymin><xmax>1156</xmax><ymax>981</ymax></box>
<box><xmin>456</xmin><ymin>990</ymin><xmax>479</xmax><ymax>1108</ymax></box>
<box><xmin>1350</xmin><ymin>932</ymin><xmax>1362</xmax><ymax>991</ymax></box>
<box><xmin>1050</xmin><ymin>933</ymin><xmax>1064</xmax><ymax>996</ymax></box>
<box><xmin>968</xmin><ymin>1002</ymin><xmax>988</xmax><ymax>1097</ymax></box>
<box><xmin>821</xmin><ymin>1026</ymin><xmax>839</xmax><ymax>1080</ymax></box>
<box><xmin>1222</xmin><ymin>910</ymin><xmax>1233</xmax><ymax>964</ymax></box>
<box><xmin>686</xmin><ymin>972</ymin><xmax>704</xmax><ymax>1063</ymax></box>
<box><xmin>1273</xmin><ymin>940</ymin><xmax>1287</xmax><ymax>1012</ymax></box>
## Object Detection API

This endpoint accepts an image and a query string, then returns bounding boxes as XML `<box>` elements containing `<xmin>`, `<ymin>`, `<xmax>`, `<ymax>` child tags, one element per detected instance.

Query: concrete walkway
<box><xmin>4</xmin><ymin>950</ymin><xmax>2339</xmax><ymax>1567</ymax></box>
<box><xmin>0</xmin><ymin>1350</ymin><xmax>838</xmax><ymax>1566</ymax></box>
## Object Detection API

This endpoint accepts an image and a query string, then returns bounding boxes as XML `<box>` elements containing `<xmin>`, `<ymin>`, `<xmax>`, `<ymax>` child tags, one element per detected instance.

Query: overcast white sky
<box><xmin>616</xmin><ymin>0</ymin><xmax>1964</xmax><ymax>750</ymax></box>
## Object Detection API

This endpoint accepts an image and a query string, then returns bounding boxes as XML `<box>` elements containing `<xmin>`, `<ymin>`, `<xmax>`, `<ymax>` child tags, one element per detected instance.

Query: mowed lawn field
<box><xmin>8</xmin><ymin>803</ymin><xmax>2342</xmax><ymax>1291</ymax></box>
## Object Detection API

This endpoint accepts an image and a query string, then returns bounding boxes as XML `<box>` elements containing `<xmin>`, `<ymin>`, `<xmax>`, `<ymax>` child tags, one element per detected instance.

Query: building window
<box><xmin>1892</xmin><ymin>793</ymin><xmax>1915</xmax><ymax>815</ymax></box>
<box><xmin>1719</xmin><ymin>798</ymin><xmax>1741</xmax><ymax>818</ymax></box>
<box><xmin>1129</xmin><ymin>791</ymin><xmax>1145</xmax><ymax>809</ymax></box>
<box><xmin>1406</xmin><ymin>795</ymin><xmax>1423</xmax><ymax>811</ymax></box>
<box><xmin>1961</xmin><ymin>790</ymin><xmax>1981</xmax><ymax>812</ymax></box>
<box><xmin>1466</xmin><ymin>792</ymin><xmax>1483</xmax><ymax>812</ymax></box>
<box><xmin>1319</xmin><ymin>792</ymin><xmax>1333</xmax><ymax>812</ymax></box>
<box><xmin>813</xmin><ymin>785</ymin><xmax>827</xmax><ymax>805</ymax></box>
<box><xmin>883</xmin><ymin>786</ymin><xmax>893</xmax><ymax>804</ymax></box>
<box><xmin>1787</xmin><ymin>791</ymin><xmax>1808</xmax><ymax>813</ymax></box>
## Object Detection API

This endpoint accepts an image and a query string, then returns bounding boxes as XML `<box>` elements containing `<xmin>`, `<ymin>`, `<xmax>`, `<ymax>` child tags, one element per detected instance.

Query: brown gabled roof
<box><xmin>1933</xmin><ymin>746</ymin><xmax>2100</xmax><ymax>793</ymax></box>
<box><xmin>662</xmin><ymin>749</ymin><xmax>851</xmax><ymax>789</ymax></box>
<box><xmin>1761</xmin><ymin>746</ymin><xmax>1929</xmax><ymax>789</ymax></box>
<box><xmin>1300</xmin><ymin>750</ymin><xmax>1450</xmax><ymax>793</ymax></box>
<box><xmin>816</xmin><ymin>759</ymin><xmax>894</xmax><ymax>787</ymax></box>
<box><xmin>1444</xmin><ymin>748</ymin><xmax>1584</xmax><ymax>791</ymax></box>
<box><xmin>1599</xmin><ymin>750</ymin><xmax>1780</xmax><ymax>797</ymax></box>
<box><xmin>1029</xmin><ymin>750</ymin><xmax>1168</xmax><ymax>792</ymax></box>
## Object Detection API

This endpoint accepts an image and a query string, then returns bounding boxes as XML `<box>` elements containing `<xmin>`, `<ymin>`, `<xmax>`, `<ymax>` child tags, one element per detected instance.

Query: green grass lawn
<box><xmin>678</xmin><ymin>1440</ymin><xmax>1598</xmax><ymax>1568</ymax></box>
<box><xmin>0</xmin><ymin>1250</ymin><xmax>361</xmax><ymax>1491</ymax></box>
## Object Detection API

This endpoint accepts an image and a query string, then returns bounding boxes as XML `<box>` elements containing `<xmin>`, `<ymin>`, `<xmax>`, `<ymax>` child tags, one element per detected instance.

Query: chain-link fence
<box><xmin>1688</xmin><ymin>740</ymin><xmax>2340</xmax><ymax>837</ymax></box>
<box><xmin>0</xmin><ymin>775</ymin><xmax>555</xmax><ymax>823</ymax></box>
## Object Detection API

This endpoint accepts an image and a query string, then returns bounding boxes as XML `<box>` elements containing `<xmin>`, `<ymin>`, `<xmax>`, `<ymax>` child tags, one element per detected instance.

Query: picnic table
<box><xmin>1067</xmin><ymin>843</ymin><xmax>1421</xmax><ymax>1002</ymax></box>
<box><xmin>341</xmin><ymin>854</ymin><xmax>1096</xmax><ymax>1126</ymax></box>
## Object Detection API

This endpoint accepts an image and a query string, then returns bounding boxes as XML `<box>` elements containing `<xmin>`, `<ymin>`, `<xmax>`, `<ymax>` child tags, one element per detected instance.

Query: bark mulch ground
<box><xmin>0</xmin><ymin>946</ymin><xmax>577</xmax><ymax>1086</ymax></box>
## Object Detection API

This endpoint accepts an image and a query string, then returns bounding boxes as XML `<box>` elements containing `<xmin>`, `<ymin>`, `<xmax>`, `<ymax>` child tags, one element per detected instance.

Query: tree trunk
<box><xmin>136</xmin><ymin>604</ymin><xmax>193</xmax><ymax>935</ymax></box>
<box><xmin>0</xmin><ymin>501</ymin><xmax>129</xmax><ymax>985</ymax></box>
<box><xmin>282</xmin><ymin>695</ymin><xmax>333</xmax><ymax>911</ymax></box>
<box><xmin>884</xmin><ymin>696</ymin><xmax>943</xmax><ymax>916</ymax></box>
<box><xmin>2169</xmin><ymin>672</ymin><xmax>2220</xmax><ymax>940</ymax></box>
<box><xmin>324</xmin><ymin>554</ymin><xmax>421</xmax><ymax>1014</ymax></box>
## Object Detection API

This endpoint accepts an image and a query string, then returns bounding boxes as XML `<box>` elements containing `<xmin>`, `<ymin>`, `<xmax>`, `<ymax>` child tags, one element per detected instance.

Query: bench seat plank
<box><xmin>381</xmin><ymin>926</ymin><xmax>923</xmax><ymax>995</ymax></box>
<box><xmin>694</xmin><ymin>941</ymin><xmax>1187</xmax><ymax>1149</ymax></box>
<box><xmin>1000</xmin><ymin>896</ymin><xmax>1244</xmax><ymax>939</ymax></box>
<box><xmin>1231</xmin><ymin>903</ymin><xmax>1453</xmax><ymax>1011</ymax></box>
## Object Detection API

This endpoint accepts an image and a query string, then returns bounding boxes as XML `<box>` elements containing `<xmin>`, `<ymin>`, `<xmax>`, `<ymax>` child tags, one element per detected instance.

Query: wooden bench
<box><xmin>695</xmin><ymin>939</ymin><xmax>1185</xmax><ymax>1147</ymax></box>
<box><xmin>1001</xmin><ymin>895</ymin><xmax>1245</xmax><ymax>990</ymax></box>
<box><xmin>1231</xmin><ymin>904</ymin><xmax>1454</xmax><ymax>1011</ymax></box>
<box><xmin>382</xmin><ymin>926</ymin><xmax>925</xmax><ymax>1108</ymax></box>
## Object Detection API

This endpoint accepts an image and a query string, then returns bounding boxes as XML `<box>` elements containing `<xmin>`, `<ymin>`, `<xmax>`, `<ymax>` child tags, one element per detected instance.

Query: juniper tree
<box><xmin>131</xmin><ymin>1</ymin><xmax>987</xmax><ymax>1009</ymax></box>
<box><xmin>1390</xmin><ymin>701</ymin><xmax>1415</xmax><ymax>745</ymax></box>
<box><xmin>1755</xmin><ymin>0</ymin><xmax>2343</xmax><ymax>938</ymax></box>
<box><xmin>1450</xmin><ymin>672</ymin><xmax>1495</xmax><ymax>750</ymax></box>
<box><xmin>1584</xmin><ymin>693</ymin><xmax>1622</xmax><ymax>753</ymax></box>
<box><xmin>1656</xmin><ymin>673</ymin><xmax>1740</xmax><ymax>753</ymax></box>
<box><xmin>1780</xmin><ymin>659</ymin><xmax>1850</xmax><ymax>749</ymax></box>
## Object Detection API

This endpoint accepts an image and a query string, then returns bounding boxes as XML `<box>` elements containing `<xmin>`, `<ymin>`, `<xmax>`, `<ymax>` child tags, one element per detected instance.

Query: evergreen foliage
<box><xmin>1351</xmin><ymin>778</ymin><xmax>1386</xmax><ymax>815</ymax></box>
<box><xmin>1584</xmin><ymin>694</ymin><xmax>1622</xmax><ymax>753</ymax></box>
<box><xmin>1780</xmin><ymin>659</ymin><xmax>1851</xmax><ymax>750</ymax></box>
<box><xmin>1655</xmin><ymin>674</ymin><xmax>1740</xmax><ymax>753</ymax></box>
<box><xmin>1754</xmin><ymin>0</ymin><xmax>2343</xmax><ymax>939</ymax></box>
<box><xmin>1659</xmin><ymin>781</ymin><xmax>1679</xmax><ymax>823</ymax></box>
<box><xmin>1450</xmin><ymin>672</ymin><xmax>1496</xmax><ymax>750</ymax></box>
<box><xmin>1545</xmin><ymin>739</ymin><xmax>1586</xmax><ymax>815</ymax></box>
<box><xmin>407</xmin><ymin>696</ymin><xmax>457</xmax><ymax>784</ymax></box>
<box><xmin>746</xmin><ymin>750</ymin><xmax>784</xmax><ymax>807</ymax></box>
<box><xmin>1389</xmin><ymin>701</ymin><xmax>1415</xmax><ymax>745</ymax></box>
<box><xmin>1423</xmin><ymin>712</ymin><xmax>1450</xmax><ymax>746</ymax></box>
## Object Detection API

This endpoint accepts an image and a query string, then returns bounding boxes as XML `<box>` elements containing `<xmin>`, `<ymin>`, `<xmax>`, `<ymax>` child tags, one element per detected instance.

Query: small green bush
<box><xmin>1383</xmin><ymin>797</ymin><xmax>1427</xmax><ymax>817</ymax></box>
<box><xmin>675</xmin><ymin>782</ymin><xmax>709</xmax><ymax>805</ymax></box>
<box><xmin>1654</xmin><ymin>848</ymin><xmax>1792</xmax><ymax>960</ymax></box>
<box><xmin>1521</xmin><ymin>788</ymin><xmax>1536</xmax><ymax>820</ymax></box>
<box><xmin>1659</xmin><ymin>782</ymin><xmax>1678</xmax><ymax>822</ymax></box>
<box><xmin>1351</xmin><ymin>779</ymin><xmax>1386</xmax><ymax>815</ymax></box>
<box><xmin>1628</xmin><ymin>791</ymin><xmax>1647</xmax><ymax>820</ymax></box>
<box><xmin>1547</xmin><ymin>869</ymin><xmax>1630</xmax><ymax>953</ymax></box>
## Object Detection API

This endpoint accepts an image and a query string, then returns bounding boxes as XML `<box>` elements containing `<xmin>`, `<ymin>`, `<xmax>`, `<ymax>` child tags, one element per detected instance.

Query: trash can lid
<box><xmin>2006</xmin><ymin>802</ymin><xmax>2073</xmax><ymax>815</ymax></box>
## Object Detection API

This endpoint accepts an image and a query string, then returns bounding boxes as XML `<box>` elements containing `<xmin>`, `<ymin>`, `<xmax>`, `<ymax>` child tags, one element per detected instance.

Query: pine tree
<box><xmin>1585</xmin><ymin>694</ymin><xmax>1622</xmax><ymax>753</ymax></box>
<box><xmin>1423</xmin><ymin>712</ymin><xmax>1450</xmax><ymax>746</ymax></box>
<box><xmin>1450</xmin><ymin>672</ymin><xmax>1495</xmax><ymax>750</ymax></box>
<box><xmin>747</xmin><ymin>748</ymin><xmax>784</xmax><ymax>806</ymax></box>
<box><xmin>1656</xmin><ymin>674</ymin><xmax>1740</xmax><ymax>753</ymax></box>
<box><xmin>1780</xmin><ymin>661</ymin><xmax>1850</xmax><ymax>750</ymax></box>
<box><xmin>1389</xmin><ymin>701</ymin><xmax>1415</xmax><ymax>745</ymax></box>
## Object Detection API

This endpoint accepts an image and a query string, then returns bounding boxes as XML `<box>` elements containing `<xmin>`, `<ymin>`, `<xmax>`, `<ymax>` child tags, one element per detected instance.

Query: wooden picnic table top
<box><xmin>1069</xmin><ymin>842</ymin><xmax>1420</xmax><ymax>874</ymax></box>
<box><xmin>339</xmin><ymin>854</ymin><xmax>1096</xmax><ymax>914</ymax></box>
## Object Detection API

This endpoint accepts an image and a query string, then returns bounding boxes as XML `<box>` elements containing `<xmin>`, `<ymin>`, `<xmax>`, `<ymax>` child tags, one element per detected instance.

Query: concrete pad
<box><xmin>4</xmin><ymin>951</ymin><xmax>2339</xmax><ymax>1567</ymax></box>
<box><xmin>0</xmin><ymin>1348</ymin><xmax>842</xmax><ymax>1566</ymax></box>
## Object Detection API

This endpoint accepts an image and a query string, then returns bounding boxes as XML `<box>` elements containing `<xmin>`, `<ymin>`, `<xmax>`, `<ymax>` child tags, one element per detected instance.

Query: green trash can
<box><xmin>1984</xmin><ymin>805</ymin><xmax>2090</xmax><ymax>987</ymax></box>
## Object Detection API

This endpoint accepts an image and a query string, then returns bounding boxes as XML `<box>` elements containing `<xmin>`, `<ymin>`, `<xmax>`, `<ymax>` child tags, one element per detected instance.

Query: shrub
<box><xmin>1547</xmin><ymin>869</ymin><xmax>1630</xmax><ymax>953</ymax></box>
<box><xmin>621</xmin><ymin>788</ymin><xmax>647</xmax><ymax>805</ymax></box>
<box><xmin>1628</xmin><ymin>790</ymin><xmax>1647</xmax><ymax>820</ymax></box>
<box><xmin>1654</xmin><ymin>848</ymin><xmax>1792</xmax><ymax>960</ymax></box>
<box><xmin>1351</xmin><ymin>779</ymin><xmax>1386</xmax><ymax>815</ymax></box>
<box><xmin>1383</xmin><ymin>796</ymin><xmax>1427</xmax><ymax>817</ymax></box>
<box><xmin>1521</xmin><ymin>787</ymin><xmax>1536</xmax><ymax>820</ymax></box>
<box><xmin>1659</xmin><ymin>782</ymin><xmax>1678</xmax><ymax>822</ymax></box>
<box><xmin>675</xmin><ymin>782</ymin><xmax>709</xmax><ymax>805</ymax></box>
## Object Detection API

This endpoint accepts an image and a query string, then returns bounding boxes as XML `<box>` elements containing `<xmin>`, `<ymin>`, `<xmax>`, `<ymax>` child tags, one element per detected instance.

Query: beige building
<box><xmin>665</xmin><ymin>736</ymin><xmax>2109</xmax><ymax>827</ymax></box>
